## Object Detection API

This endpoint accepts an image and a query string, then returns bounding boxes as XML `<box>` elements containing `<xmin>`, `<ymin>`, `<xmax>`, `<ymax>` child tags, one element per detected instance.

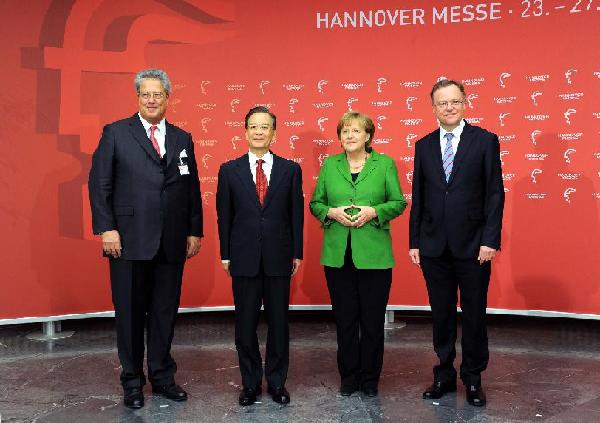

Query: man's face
<box><xmin>245</xmin><ymin>112</ymin><xmax>276</xmax><ymax>152</ymax></box>
<box><xmin>138</xmin><ymin>78</ymin><xmax>168</xmax><ymax>124</ymax></box>
<box><xmin>432</xmin><ymin>84</ymin><xmax>465</xmax><ymax>130</ymax></box>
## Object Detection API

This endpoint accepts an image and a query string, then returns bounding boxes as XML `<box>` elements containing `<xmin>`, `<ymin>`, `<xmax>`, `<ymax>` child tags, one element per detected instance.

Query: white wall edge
<box><xmin>1</xmin><ymin>305</ymin><xmax>599</xmax><ymax>326</ymax></box>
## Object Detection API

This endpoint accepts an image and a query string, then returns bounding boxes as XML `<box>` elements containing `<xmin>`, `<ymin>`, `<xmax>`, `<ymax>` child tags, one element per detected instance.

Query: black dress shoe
<box><xmin>466</xmin><ymin>384</ymin><xmax>486</xmax><ymax>406</ymax></box>
<box><xmin>152</xmin><ymin>383</ymin><xmax>188</xmax><ymax>401</ymax></box>
<box><xmin>340</xmin><ymin>385</ymin><xmax>358</xmax><ymax>396</ymax></box>
<box><xmin>268</xmin><ymin>386</ymin><xmax>290</xmax><ymax>404</ymax></box>
<box><xmin>361</xmin><ymin>387</ymin><xmax>378</xmax><ymax>397</ymax></box>
<box><xmin>239</xmin><ymin>386</ymin><xmax>261</xmax><ymax>406</ymax></box>
<box><xmin>124</xmin><ymin>387</ymin><xmax>144</xmax><ymax>409</ymax></box>
<box><xmin>422</xmin><ymin>380</ymin><xmax>457</xmax><ymax>399</ymax></box>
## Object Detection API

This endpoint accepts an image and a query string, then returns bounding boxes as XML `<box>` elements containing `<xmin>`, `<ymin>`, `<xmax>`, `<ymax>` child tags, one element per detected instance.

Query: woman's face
<box><xmin>339</xmin><ymin>120</ymin><xmax>369</xmax><ymax>154</ymax></box>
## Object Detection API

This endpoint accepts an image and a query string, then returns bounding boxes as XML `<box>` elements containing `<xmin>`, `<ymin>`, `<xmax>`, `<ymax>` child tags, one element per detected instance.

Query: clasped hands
<box><xmin>326</xmin><ymin>205</ymin><xmax>377</xmax><ymax>228</ymax></box>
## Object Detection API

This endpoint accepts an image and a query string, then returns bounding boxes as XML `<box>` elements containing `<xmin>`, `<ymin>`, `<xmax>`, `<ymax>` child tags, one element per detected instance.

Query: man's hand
<box><xmin>478</xmin><ymin>245</ymin><xmax>497</xmax><ymax>265</ymax></box>
<box><xmin>351</xmin><ymin>205</ymin><xmax>377</xmax><ymax>228</ymax></box>
<box><xmin>409</xmin><ymin>248</ymin><xmax>420</xmax><ymax>266</ymax></box>
<box><xmin>101</xmin><ymin>230</ymin><xmax>122</xmax><ymax>258</ymax></box>
<box><xmin>326</xmin><ymin>206</ymin><xmax>355</xmax><ymax>227</ymax></box>
<box><xmin>186</xmin><ymin>236</ymin><xmax>201</xmax><ymax>258</ymax></box>
<box><xmin>291</xmin><ymin>258</ymin><xmax>302</xmax><ymax>276</ymax></box>
<box><xmin>221</xmin><ymin>261</ymin><xmax>230</xmax><ymax>275</ymax></box>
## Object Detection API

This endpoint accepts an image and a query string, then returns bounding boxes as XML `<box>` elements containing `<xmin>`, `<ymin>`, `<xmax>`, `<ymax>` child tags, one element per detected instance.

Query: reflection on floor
<box><xmin>1</xmin><ymin>312</ymin><xmax>600</xmax><ymax>422</ymax></box>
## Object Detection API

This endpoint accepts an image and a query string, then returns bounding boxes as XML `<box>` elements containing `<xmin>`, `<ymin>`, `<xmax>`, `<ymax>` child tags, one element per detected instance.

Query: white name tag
<box><xmin>178</xmin><ymin>165</ymin><xmax>189</xmax><ymax>175</ymax></box>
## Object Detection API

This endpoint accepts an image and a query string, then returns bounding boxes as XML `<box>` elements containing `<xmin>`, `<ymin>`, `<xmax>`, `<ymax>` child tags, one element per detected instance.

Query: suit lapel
<box><xmin>427</xmin><ymin>129</ymin><xmax>446</xmax><ymax>184</ymax></box>
<box><xmin>355</xmin><ymin>151</ymin><xmax>379</xmax><ymax>185</ymax></box>
<box><xmin>165</xmin><ymin>121</ymin><xmax>177</xmax><ymax>169</ymax></box>
<box><xmin>234</xmin><ymin>154</ymin><xmax>262</xmax><ymax>210</ymax></box>
<box><xmin>129</xmin><ymin>114</ymin><xmax>161</xmax><ymax>164</ymax></box>
<box><xmin>263</xmin><ymin>154</ymin><xmax>289</xmax><ymax>210</ymax></box>
<box><xmin>448</xmin><ymin>122</ymin><xmax>475</xmax><ymax>184</ymax></box>
<box><xmin>334</xmin><ymin>154</ymin><xmax>353</xmax><ymax>184</ymax></box>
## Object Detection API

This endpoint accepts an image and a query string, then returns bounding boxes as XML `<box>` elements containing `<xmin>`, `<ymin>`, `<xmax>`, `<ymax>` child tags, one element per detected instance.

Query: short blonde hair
<box><xmin>336</xmin><ymin>111</ymin><xmax>375</xmax><ymax>152</ymax></box>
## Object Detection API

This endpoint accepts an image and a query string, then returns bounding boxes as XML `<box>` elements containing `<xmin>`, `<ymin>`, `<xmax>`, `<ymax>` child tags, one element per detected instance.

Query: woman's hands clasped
<box><xmin>326</xmin><ymin>205</ymin><xmax>377</xmax><ymax>228</ymax></box>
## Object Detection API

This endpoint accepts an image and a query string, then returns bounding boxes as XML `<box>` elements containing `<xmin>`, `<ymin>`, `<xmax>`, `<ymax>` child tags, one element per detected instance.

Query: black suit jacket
<box><xmin>88</xmin><ymin>114</ymin><xmax>202</xmax><ymax>262</ymax></box>
<box><xmin>409</xmin><ymin>122</ymin><xmax>504</xmax><ymax>259</ymax></box>
<box><xmin>216</xmin><ymin>153</ymin><xmax>304</xmax><ymax>277</ymax></box>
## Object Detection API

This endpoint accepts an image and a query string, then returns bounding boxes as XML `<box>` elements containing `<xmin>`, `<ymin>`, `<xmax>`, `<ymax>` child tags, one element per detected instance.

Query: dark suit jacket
<box><xmin>88</xmin><ymin>114</ymin><xmax>202</xmax><ymax>262</ymax></box>
<box><xmin>409</xmin><ymin>122</ymin><xmax>504</xmax><ymax>259</ymax></box>
<box><xmin>216</xmin><ymin>153</ymin><xmax>304</xmax><ymax>277</ymax></box>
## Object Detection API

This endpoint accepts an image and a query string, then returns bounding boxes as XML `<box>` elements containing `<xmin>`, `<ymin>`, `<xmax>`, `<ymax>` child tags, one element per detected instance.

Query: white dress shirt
<box><xmin>248</xmin><ymin>150</ymin><xmax>273</xmax><ymax>184</ymax></box>
<box><xmin>138</xmin><ymin>113</ymin><xmax>166</xmax><ymax>158</ymax></box>
<box><xmin>439</xmin><ymin>119</ymin><xmax>465</xmax><ymax>156</ymax></box>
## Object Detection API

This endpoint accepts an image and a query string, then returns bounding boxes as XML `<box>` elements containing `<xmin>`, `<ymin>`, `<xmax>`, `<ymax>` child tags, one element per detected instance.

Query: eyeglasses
<box><xmin>435</xmin><ymin>100</ymin><xmax>464</xmax><ymax>109</ymax></box>
<box><xmin>247</xmin><ymin>124</ymin><xmax>273</xmax><ymax>131</ymax></box>
<box><xmin>139</xmin><ymin>92</ymin><xmax>166</xmax><ymax>100</ymax></box>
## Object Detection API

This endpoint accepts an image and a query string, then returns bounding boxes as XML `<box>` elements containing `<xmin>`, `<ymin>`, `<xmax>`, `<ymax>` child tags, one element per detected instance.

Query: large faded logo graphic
<box><xmin>22</xmin><ymin>1</ymin><xmax>235</xmax><ymax>239</ymax></box>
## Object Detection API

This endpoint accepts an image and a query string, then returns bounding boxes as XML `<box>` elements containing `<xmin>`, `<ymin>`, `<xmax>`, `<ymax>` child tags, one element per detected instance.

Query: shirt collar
<box><xmin>248</xmin><ymin>150</ymin><xmax>273</xmax><ymax>166</ymax></box>
<box><xmin>440</xmin><ymin>119</ymin><xmax>465</xmax><ymax>140</ymax></box>
<box><xmin>138</xmin><ymin>112</ymin><xmax>166</xmax><ymax>134</ymax></box>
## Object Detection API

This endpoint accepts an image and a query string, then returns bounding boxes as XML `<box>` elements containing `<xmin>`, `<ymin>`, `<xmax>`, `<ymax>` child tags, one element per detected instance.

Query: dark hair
<box><xmin>336</xmin><ymin>111</ymin><xmax>375</xmax><ymax>153</ymax></box>
<box><xmin>430</xmin><ymin>79</ymin><xmax>466</xmax><ymax>104</ymax></box>
<box><xmin>244</xmin><ymin>106</ymin><xmax>277</xmax><ymax>129</ymax></box>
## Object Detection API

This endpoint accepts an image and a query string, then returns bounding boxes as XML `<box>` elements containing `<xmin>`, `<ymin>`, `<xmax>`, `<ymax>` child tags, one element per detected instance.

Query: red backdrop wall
<box><xmin>1</xmin><ymin>0</ymin><xmax>599</xmax><ymax>320</ymax></box>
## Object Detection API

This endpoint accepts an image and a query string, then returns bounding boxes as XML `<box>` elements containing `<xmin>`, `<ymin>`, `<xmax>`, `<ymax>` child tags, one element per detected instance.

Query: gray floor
<box><xmin>1</xmin><ymin>312</ymin><xmax>600</xmax><ymax>422</ymax></box>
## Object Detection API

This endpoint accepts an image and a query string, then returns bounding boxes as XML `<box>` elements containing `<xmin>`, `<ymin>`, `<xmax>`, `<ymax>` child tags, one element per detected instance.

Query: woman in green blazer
<box><xmin>310</xmin><ymin>111</ymin><xmax>407</xmax><ymax>397</ymax></box>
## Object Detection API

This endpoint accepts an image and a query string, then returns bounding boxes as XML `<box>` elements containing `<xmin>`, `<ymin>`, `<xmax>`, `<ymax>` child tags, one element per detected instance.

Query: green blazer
<box><xmin>310</xmin><ymin>150</ymin><xmax>407</xmax><ymax>269</ymax></box>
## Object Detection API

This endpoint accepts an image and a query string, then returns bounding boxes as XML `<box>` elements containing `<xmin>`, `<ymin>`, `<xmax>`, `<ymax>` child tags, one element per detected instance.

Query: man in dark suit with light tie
<box><xmin>216</xmin><ymin>106</ymin><xmax>303</xmax><ymax>406</ymax></box>
<box><xmin>409</xmin><ymin>79</ymin><xmax>504</xmax><ymax>407</ymax></box>
<box><xmin>88</xmin><ymin>69</ymin><xmax>202</xmax><ymax>409</ymax></box>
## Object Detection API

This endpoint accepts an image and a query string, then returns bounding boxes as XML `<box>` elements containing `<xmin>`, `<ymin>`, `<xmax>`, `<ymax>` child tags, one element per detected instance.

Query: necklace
<box><xmin>348</xmin><ymin>152</ymin><xmax>369</xmax><ymax>172</ymax></box>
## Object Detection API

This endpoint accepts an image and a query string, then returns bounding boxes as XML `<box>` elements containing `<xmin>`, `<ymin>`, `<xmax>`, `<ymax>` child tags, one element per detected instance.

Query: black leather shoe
<box><xmin>239</xmin><ymin>386</ymin><xmax>261</xmax><ymax>406</ymax></box>
<box><xmin>152</xmin><ymin>383</ymin><xmax>188</xmax><ymax>401</ymax></box>
<box><xmin>361</xmin><ymin>387</ymin><xmax>378</xmax><ymax>397</ymax></box>
<box><xmin>340</xmin><ymin>385</ymin><xmax>358</xmax><ymax>396</ymax></box>
<box><xmin>466</xmin><ymin>384</ymin><xmax>486</xmax><ymax>406</ymax></box>
<box><xmin>124</xmin><ymin>387</ymin><xmax>144</xmax><ymax>409</ymax></box>
<box><xmin>422</xmin><ymin>380</ymin><xmax>457</xmax><ymax>399</ymax></box>
<box><xmin>268</xmin><ymin>386</ymin><xmax>290</xmax><ymax>404</ymax></box>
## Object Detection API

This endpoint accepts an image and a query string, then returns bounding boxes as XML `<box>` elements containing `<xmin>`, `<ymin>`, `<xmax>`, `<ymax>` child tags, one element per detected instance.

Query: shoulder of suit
<box><xmin>273</xmin><ymin>153</ymin><xmax>301</xmax><ymax>169</ymax></box>
<box><xmin>166</xmin><ymin>120</ymin><xmax>192</xmax><ymax>138</ymax></box>
<box><xmin>106</xmin><ymin>115</ymin><xmax>136</xmax><ymax>130</ymax></box>
<box><xmin>370</xmin><ymin>150</ymin><xmax>393</xmax><ymax>163</ymax></box>
<box><xmin>219</xmin><ymin>154</ymin><xmax>246</xmax><ymax>170</ymax></box>
<box><xmin>463</xmin><ymin>122</ymin><xmax>497</xmax><ymax>141</ymax></box>
<box><xmin>323</xmin><ymin>152</ymin><xmax>345</xmax><ymax>166</ymax></box>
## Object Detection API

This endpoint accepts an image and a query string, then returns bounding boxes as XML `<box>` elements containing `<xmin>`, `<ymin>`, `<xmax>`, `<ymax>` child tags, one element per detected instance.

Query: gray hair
<box><xmin>134</xmin><ymin>69</ymin><xmax>171</xmax><ymax>95</ymax></box>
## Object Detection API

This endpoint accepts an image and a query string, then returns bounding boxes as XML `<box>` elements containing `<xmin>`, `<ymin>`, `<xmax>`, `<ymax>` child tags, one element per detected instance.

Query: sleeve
<box><xmin>308</xmin><ymin>158</ymin><xmax>333</xmax><ymax>227</ymax></box>
<box><xmin>216</xmin><ymin>164</ymin><xmax>232</xmax><ymax>260</ymax></box>
<box><xmin>290</xmin><ymin>163</ymin><xmax>304</xmax><ymax>259</ymax></box>
<box><xmin>186</xmin><ymin>134</ymin><xmax>203</xmax><ymax>237</ymax></box>
<box><xmin>408</xmin><ymin>142</ymin><xmax>423</xmax><ymax>249</ymax></box>
<box><xmin>481</xmin><ymin>134</ymin><xmax>505</xmax><ymax>249</ymax></box>
<box><xmin>88</xmin><ymin>124</ymin><xmax>116</xmax><ymax>235</ymax></box>
<box><xmin>372</xmin><ymin>158</ymin><xmax>407</xmax><ymax>227</ymax></box>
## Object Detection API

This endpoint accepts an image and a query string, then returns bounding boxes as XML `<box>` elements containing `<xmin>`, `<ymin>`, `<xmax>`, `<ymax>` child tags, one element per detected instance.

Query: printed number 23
<box><xmin>521</xmin><ymin>0</ymin><xmax>543</xmax><ymax>17</ymax></box>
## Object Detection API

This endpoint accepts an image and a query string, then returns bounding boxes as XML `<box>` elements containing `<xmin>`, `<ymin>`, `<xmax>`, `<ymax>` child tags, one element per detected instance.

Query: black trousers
<box><xmin>420</xmin><ymin>248</ymin><xmax>491</xmax><ymax>386</ymax></box>
<box><xmin>109</xmin><ymin>248</ymin><xmax>184</xmax><ymax>389</ymax></box>
<box><xmin>324</xmin><ymin>244</ymin><xmax>392</xmax><ymax>390</ymax></box>
<box><xmin>232</xmin><ymin>270</ymin><xmax>290</xmax><ymax>390</ymax></box>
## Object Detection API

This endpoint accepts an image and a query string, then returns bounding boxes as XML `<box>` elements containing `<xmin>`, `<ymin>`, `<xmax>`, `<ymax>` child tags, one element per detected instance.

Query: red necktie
<box><xmin>149</xmin><ymin>125</ymin><xmax>161</xmax><ymax>157</ymax></box>
<box><xmin>256</xmin><ymin>159</ymin><xmax>268</xmax><ymax>205</ymax></box>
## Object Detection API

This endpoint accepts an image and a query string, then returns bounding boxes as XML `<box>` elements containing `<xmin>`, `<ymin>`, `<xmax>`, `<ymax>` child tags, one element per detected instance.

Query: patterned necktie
<box><xmin>149</xmin><ymin>125</ymin><xmax>161</xmax><ymax>157</ymax></box>
<box><xmin>256</xmin><ymin>159</ymin><xmax>268</xmax><ymax>205</ymax></box>
<box><xmin>443</xmin><ymin>132</ymin><xmax>455</xmax><ymax>182</ymax></box>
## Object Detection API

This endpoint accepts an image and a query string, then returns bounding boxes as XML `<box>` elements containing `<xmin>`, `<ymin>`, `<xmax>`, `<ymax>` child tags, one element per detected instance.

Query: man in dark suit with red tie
<box><xmin>88</xmin><ymin>69</ymin><xmax>202</xmax><ymax>409</ymax></box>
<box><xmin>216</xmin><ymin>106</ymin><xmax>304</xmax><ymax>406</ymax></box>
<box><xmin>409</xmin><ymin>79</ymin><xmax>504</xmax><ymax>406</ymax></box>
